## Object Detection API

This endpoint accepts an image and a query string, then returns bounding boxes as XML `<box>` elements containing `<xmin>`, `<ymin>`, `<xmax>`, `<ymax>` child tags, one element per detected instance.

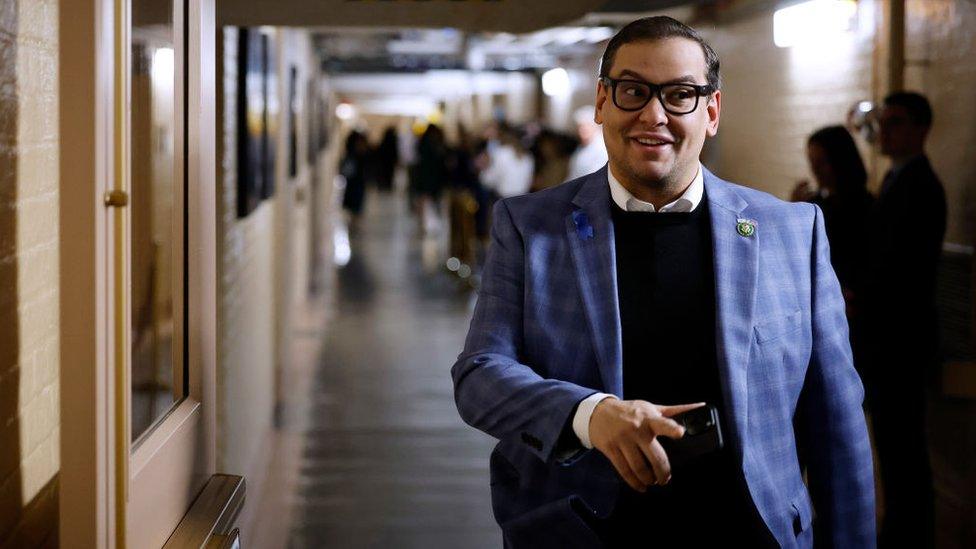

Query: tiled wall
<box><xmin>0</xmin><ymin>0</ymin><xmax>60</xmax><ymax>546</ymax></box>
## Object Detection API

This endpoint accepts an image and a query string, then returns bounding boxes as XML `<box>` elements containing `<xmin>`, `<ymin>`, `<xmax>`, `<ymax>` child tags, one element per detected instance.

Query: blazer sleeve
<box><xmin>451</xmin><ymin>199</ymin><xmax>596</xmax><ymax>463</ymax></box>
<box><xmin>796</xmin><ymin>204</ymin><xmax>877</xmax><ymax>547</ymax></box>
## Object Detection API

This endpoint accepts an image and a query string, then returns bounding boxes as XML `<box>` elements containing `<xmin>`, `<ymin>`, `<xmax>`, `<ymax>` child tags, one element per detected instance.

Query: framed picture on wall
<box><xmin>288</xmin><ymin>66</ymin><xmax>298</xmax><ymax>178</ymax></box>
<box><xmin>317</xmin><ymin>95</ymin><xmax>329</xmax><ymax>152</ymax></box>
<box><xmin>235</xmin><ymin>27</ymin><xmax>266</xmax><ymax>218</ymax></box>
<box><xmin>261</xmin><ymin>30</ymin><xmax>277</xmax><ymax>200</ymax></box>
<box><xmin>306</xmin><ymin>78</ymin><xmax>317</xmax><ymax>168</ymax></box>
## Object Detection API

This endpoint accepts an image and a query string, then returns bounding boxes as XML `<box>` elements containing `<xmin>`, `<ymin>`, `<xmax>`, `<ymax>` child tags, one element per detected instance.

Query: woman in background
<box><xmin>791</xmin><ymin>125</ymin><xmax>873</xmax><ymax>373</ymax></box>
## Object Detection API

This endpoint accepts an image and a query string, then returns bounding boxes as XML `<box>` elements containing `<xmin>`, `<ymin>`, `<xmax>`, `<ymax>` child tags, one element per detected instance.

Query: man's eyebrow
<box><xmin>615</xmin><ymin>70</ymin><xmax>701</xmax><ymax>85</ymax></box>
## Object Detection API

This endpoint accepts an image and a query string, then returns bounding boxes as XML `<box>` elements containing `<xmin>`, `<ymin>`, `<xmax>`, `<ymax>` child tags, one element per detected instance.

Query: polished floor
<box><xmin>286</xmin><ymin>191</ymin><xmax>500</xmax><ymax>548</ymax></box>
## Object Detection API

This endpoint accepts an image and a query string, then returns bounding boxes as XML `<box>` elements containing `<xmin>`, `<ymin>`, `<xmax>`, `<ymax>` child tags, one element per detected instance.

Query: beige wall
<box><xmin>0</xmin><ymin>0</ymin><xmax>60</xmax><ymax>546</ymax></box>
<box><xmin>903</xmin><ymin>0</ymin><xmax>976</xmax><ymax>247</ymax></box>
<box><xmin>216</xmin><ymin>24</ymin><xmax>277</xmax><ymax>485</ymax></box>
<box><xmin>702</xmin><ymin>2</ymin><xmax>875</xmax><ymax>196</ymax></box>
<box><xmin>216</xmin><ymin>25</ymin><xmax>326</xmax><ymax>540</ymax></box>
<box><xmin>703</xmin><ymin>0</ymin><xmax>974</xmax><ymax>247</ymax></box>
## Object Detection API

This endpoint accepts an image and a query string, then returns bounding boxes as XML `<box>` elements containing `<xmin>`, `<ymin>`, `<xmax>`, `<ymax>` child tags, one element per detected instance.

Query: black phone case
<box><xmin>659</xmin><ymin>405</ymin><xmax>723</xmax><ymax>468</ymax></box>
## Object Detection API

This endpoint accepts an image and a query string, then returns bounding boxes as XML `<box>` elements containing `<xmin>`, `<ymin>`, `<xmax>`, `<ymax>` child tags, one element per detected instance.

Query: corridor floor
<box><xmin>286</xmin><ymin>191</ymin><xmax>500</xmax><ymax>548</ymax></box>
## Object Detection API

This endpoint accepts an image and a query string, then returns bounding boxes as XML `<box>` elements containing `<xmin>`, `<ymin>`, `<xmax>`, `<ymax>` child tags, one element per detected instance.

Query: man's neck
<box><xmin>889</xmin><ymin>150</ymin><xmax>924</xmax><ymax>171</ymax></box>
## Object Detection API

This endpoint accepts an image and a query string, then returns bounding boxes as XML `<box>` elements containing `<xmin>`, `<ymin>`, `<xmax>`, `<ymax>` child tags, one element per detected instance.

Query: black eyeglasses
<box><xmin>600</xmin><ymin>76</ymin><xmax>714</xmax><ymax>115</ymax></box>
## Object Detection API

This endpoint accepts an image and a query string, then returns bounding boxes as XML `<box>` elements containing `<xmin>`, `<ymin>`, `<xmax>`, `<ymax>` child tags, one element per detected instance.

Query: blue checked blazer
<box><xmin>452</xmin><ymin>167</ymin><xmax>875</xmax><ymax>548</ymax></box>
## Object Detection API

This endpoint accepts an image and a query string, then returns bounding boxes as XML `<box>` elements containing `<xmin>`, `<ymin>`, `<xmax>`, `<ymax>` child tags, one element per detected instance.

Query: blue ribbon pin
<box><xmin>572</xmin><ymin>210</ymin><xmax>594</xmax><ymax>240</ymax></box>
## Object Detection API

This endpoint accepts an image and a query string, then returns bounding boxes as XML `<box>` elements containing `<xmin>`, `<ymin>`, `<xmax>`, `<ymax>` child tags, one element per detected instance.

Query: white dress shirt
<box><xmin>571</xmin><ymin>164</ymin><xmax>704</xmax><ymax>449</ymax></box>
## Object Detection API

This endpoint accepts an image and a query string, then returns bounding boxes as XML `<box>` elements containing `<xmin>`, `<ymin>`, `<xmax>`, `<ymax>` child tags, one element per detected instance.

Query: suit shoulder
<box><xmin>716</xmin><ymin>178</ymin><xmax>818</xmax><ymax>231</ymax></box>
<box><xmin>726</xmin><ymin>179</ymin><xmax>812</xmax><ymax>213</ymax></box>
<box><xmin>499</xmin><ymin>178</ymin><xmax>581</xmax><ymax>218</ymax></box>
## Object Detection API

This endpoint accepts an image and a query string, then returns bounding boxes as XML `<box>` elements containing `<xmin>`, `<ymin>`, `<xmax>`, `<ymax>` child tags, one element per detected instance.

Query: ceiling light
<box><xmin>335</xmin><ymin>103</ymin><xmax>356</xmax><ymax>120</ymax></box>
<box><xmin>541</xmin><ymin>67</ymin><xmax>570</xmax><ymax>97</ymax></box>
<box><xmin>774</xmin><ymin>0</ymin><xmax>857</xmax><ymax>48</ymax></box>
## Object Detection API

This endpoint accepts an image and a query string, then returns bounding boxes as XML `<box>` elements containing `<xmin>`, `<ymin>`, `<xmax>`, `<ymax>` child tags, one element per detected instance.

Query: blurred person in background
<box><xmin>790</xmin><ymin>125</ymin><xmax>873</xmax><ymax>374</ymax></box>
<box><xmin>340</xmin><ymin>130</ymin><xmax>371</xmax><ymax>229</ymax></box>
<box><xmin>567</xmin><ymin>105</ymin><xmax>608</xmax><ymax>180</ymax></box>
<box><xmin>416</xmin><ymin>123</ymin><xmax>450</xmax><ymax>235</ymax></box>
<box><xmin>531</xmin><ymin>128</ymin><xmax>571</xmax><ymax>192</ymax></box>
<box><xmin>481</xmin><ymin>124</ymin><xmax>534</xmax><ymax>199</ymax></box>
<box><xmin>864</xmin><ymin>91</ymin><xmax>946</xmax><ymax>549</ymax></box>
<box><xmin>374</xmin><ymin>126</ymin><xmax>399</xmax><ymax>192</ymax></box>
<box><xmin>447</xmin><ymin>125</ymin><xmax>483</xmax><ymax>266</ymax></box>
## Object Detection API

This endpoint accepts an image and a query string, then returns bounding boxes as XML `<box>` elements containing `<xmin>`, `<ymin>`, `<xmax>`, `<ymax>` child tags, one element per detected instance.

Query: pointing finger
<box><xmin>657</xmin><ymin>402</ymin><xmax>706</xmax><ymax>418</ymax></box>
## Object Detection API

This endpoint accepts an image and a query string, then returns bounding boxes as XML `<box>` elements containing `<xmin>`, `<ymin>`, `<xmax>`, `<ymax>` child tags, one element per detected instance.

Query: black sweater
<box><xmin>608</xmin><ymin>197</ymin><xmax>773</xmax><ymax>546</ymax></box>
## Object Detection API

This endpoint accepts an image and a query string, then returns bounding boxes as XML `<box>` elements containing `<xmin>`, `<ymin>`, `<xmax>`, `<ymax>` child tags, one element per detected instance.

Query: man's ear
<box><xmin>705</xmin><ymin>89</ymin><xmax>721</xmax><ymax>137</ymax></box>
<box><xmin>594</xmin><ymin>81</ymin><xmax>607</xmax><ymax>125</ymax></box>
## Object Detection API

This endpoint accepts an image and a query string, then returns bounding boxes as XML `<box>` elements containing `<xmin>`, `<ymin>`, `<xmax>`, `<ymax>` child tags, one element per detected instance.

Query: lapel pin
<box><xmin>572</xmin><ymin>210</ymin><xmax>594</xmax><ymax>240</ymax></box>
<box><xmin>736</xmin><ymin>218</ymin><xmax>757</xmax><ymax>237</ymax></box>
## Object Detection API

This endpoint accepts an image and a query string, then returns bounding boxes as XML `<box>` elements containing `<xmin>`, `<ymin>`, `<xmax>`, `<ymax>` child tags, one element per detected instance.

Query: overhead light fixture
<box><xmin>541</xmin><ymin>67</ymin><xmax>570</xmax><ymax>97</ymax></box>
<box><xmin>774</xmin><ymin>0</ymin><xmax>857</xmax><ymax>48</ymax></box>
<box><xmin>335</xmin><ymin>102</ymin><xmax>356</xmax><ymax>120</ymax></box>
<box><xmin>151</xmin><ymin>47</ymin><xmax>174</xmax><ymax>84</ymax></box>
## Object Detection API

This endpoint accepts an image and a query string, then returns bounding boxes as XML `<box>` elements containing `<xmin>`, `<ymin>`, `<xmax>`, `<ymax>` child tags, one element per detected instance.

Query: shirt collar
<box><xmin>607</xmin><ymin>164</ymin><xmax>704</xmax><ymax>213</ymax></box>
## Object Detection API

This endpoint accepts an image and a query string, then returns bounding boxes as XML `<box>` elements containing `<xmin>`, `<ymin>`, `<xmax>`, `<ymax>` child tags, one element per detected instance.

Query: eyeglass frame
<box><xmin>599</xmin><ymin>76</ymin><xmax>715</xmax><ymax>115</ymax></box>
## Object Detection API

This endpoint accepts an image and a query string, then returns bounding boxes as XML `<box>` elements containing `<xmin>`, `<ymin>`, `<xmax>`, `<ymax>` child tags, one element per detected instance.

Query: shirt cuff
<box><xmin>572</xmin><ymin>392</ymin><xmax>616</xmax><ymax>449</ymax></box>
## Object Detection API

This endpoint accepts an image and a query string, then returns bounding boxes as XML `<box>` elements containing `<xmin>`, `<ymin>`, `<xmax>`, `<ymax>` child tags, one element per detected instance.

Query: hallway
<box><xmin>286</xmin><ymin>191</ymin><xmax>500</xmax><ymax>548</ymax></box>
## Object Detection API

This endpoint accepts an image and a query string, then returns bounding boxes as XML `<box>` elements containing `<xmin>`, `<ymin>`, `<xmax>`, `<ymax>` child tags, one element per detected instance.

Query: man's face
<box><xmin>877</xmin><ymin>104</ymin><xmax>926</xmax><ymax>158</ymax></box>
<box><xmin>595</xmin><ymin>38</ymin><xmax>720</xmax><ymax>191</ymax></box>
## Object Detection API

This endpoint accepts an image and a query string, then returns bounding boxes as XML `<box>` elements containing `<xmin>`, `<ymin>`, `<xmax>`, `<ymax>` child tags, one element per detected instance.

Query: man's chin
<box><xmin>629</xmin><ymin>164</ymin><xmax>674</xmax><ymax>187</ymax></box>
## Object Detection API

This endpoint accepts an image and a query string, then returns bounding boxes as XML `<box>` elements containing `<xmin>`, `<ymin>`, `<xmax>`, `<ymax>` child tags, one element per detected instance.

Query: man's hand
<box><xmin>589</xmin><ymin>398</ymin><xmax>705</xmax><ymax>492</ymax></box>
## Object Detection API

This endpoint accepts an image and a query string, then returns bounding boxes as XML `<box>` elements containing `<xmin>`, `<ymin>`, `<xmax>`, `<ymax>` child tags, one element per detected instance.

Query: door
<box><xmin>59</xmin><ymin>0</ymin><xmax>217</xmax><ymax>546</ymax></box>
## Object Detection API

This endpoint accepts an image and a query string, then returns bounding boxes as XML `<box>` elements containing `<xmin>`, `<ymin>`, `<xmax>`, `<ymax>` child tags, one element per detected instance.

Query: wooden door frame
<box><xmin>58</xmin><ymin>0</ymin><xmax>217</xmax><ymax>546</ymax></box>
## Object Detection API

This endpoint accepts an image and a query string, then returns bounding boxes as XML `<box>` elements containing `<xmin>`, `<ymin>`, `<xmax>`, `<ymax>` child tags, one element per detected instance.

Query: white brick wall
<box><xmin>904</xmin><ymin>0</ymin><xmax>976</xmax><ymax>246</ymax></box>
<box><xmin>702</xmin><ymin>3</ymin><xmax>874</xmax><ymax>197</ymax></box>
<box><xmin>0</xmin><ymin>0</ymin><xmax>60</xmax><ymax>546</ymax></box>
<box><xmin>216</xmin><ymin>27</ymin><xmax>277</xmax><ymax>476</ymax></box>
<box><xmin>704</xmin><ymin>0</ymin><xmax>973</xmax><ymax>247</ymax></box>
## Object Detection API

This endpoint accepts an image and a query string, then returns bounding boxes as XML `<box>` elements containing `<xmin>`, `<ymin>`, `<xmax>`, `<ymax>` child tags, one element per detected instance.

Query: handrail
<box><xmin>163</xmin><ymin>474</ymin><xmax>246</xmax><ymax>548</ymax></box>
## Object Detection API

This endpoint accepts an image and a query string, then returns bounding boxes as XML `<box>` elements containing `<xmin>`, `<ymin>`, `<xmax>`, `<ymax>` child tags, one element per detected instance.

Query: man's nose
<box><xmin>637</xmin><ymin>95</ymin><xmax>670</xmax><ymax>126</ymax></box>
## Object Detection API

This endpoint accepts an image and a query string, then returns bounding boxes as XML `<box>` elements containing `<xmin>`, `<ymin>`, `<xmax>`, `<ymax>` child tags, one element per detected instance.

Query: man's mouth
<box><xmin>630</xmin><ymin>135</ymin><xmax>675</xmax><ymax>149</ymax></box>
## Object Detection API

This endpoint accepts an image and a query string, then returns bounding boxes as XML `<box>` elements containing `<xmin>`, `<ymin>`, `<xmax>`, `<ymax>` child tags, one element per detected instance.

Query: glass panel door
<box><xmin>129</xmin><ymin>0</ymin><xmax>185</xmax><ymax>443</ymax></box>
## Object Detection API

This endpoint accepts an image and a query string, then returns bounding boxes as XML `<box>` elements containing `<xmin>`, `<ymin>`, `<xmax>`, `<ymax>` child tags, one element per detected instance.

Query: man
<box><xmin>567</xmin><ymin>106</ymin><xmax>609</xmax><ymax>180</ymax></box>
<box><xmin>452</xmin><ymin>17</ymin><xmax>875</xmax><ymax>548</ymax></box>
<box><xmin>864</xmin><ymin>92</ymin><xmax>946</xmax><ymax>548</ymax></box>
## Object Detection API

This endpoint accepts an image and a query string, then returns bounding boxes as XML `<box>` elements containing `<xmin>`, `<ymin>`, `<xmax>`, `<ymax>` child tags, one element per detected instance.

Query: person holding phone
<box><xmin>452</xmin><ymin>16</ymin><xmax>874</xmax><ymax>548</ymax></box>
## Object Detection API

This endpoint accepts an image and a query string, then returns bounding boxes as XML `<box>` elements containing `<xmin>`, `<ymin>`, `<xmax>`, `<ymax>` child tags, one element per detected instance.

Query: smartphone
<box><xmin>659</xmin><ymin>404</ymin><xmax>723</xmax><ymax>468</ymax></box>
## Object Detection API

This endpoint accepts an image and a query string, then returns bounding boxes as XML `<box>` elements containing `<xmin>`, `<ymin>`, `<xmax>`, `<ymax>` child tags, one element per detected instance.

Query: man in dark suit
<box><xmin>452</xmin><ymin>16</ymin><xmax>875</xmax><ymax>547</ymax></box>
<box><xmin>865</xmin><ymin>92</ymin><xmax>946</xmax><ymax>548</ymax></box>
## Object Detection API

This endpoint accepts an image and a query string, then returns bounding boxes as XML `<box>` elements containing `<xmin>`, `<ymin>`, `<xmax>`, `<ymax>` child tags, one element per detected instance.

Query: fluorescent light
<box><xmin>541</xmin><ymin>67</ymin><xmax>570</xmax><ymax>97</ymax></box>
<box><xmin>774</xmin><ymin>0</ymin><xmax>857</xmax><ymax>48</ymax></box>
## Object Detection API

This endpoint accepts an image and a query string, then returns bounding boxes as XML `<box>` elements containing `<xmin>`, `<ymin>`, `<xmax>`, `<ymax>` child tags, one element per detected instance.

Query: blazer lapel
<box><xmin>567</xmin><ymin>169</ymin><xmax>623</xmax><ymax>397</ymax></box>
<box><xmin>704</xmin><ymin>170</ymin><xmax>757</xmax><ymax>460</ymax></box>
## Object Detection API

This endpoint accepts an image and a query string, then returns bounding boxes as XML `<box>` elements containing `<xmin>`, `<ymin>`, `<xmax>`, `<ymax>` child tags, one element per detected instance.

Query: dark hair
<box><xmin>600</xmin><ymin>16</ymin><xmax>721</xmax><ymax>91</ymax></box>
<box><xmin>883</xmin><ymin>91</ymin><xmax>933</xmax><ymax>127</ymax></box>
<box><xmin>808</xmin><ymin>125</ymin><xmax>867</xmax><ymax>193</ymax></box>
